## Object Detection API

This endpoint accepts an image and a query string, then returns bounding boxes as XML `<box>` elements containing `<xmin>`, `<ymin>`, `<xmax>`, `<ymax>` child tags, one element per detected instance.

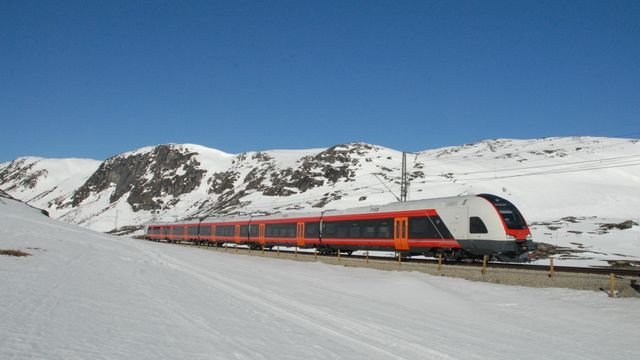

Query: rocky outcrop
<box><xmin>0</xmin><ymin>159</ymin><xmax>48</xmax><ymax>192</ymax></box>
<box><xmin>71</xmin><ymin>145</ymin><xmax>206</xmax><ymax>211</ymax></box>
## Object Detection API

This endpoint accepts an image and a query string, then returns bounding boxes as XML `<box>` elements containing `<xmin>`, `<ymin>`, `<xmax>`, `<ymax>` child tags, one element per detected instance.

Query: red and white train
<box><xmin>145</xmin><ymin>194</ymin><xmax>535</xmax><ymax>261</ymax></box>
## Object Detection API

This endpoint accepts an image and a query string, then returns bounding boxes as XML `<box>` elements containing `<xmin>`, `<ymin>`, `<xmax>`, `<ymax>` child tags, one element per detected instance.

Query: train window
<box><xmin>378</xmin><ymin>220</ymin><xmax>392</xmax><ymax>238</ymax></box>
<box><xmin>172</xmin><ymin>227</ymin><xmax>184</xmax><ymax>235</ymax></box>
<box><xmin>323</xmin><ymin>223</ymin><xmax>336</xmax><ymax>237</ymax></box>
<box><xmin>362</xmin><ymin>224</ymin><xmax>376</xmax><ymax>238</ymax></box>
<box><xmin>187</xmin><ymin>226</ymin><xmax>199</xmax><ymax>236</ymax></box>
<box><xmin>265</xmin><ymin>223</ymin><xmax>296</xmax><ymax>238</ymax></box>
<box><xmin>249</xmin><ymin>224</ymin><xmax>259</xmax><ymax>237</ymax></box>
<box><xmin>240</xmin><ymin>225</ymin><xmax>249</xmax><ymax>237</ymax></box>
<box><xmin>409</xmin><ymin>218</ymin><xmax>432</xmax><ymax>237</ymax></box>
<box><xmin>336</xmin><ymin>223</ymin><xmax>349</xmax><ymax>238</ymax></box>
<box><xmin>286</xmin><ymin>225</ymin><xmax>296</xmax><ymax>237</ymax></box>
<box><xmin>349</xmin><ymin>223</ymin><xmax>361</xmax><ymax>238</ymax></box>
<box><xmin>305</xmin><ymin>222</ymin><xmax>320</xmax><ymax>237</ymax></box>
<box><xmin>470</xmin><ymin>217</ymin><xmax>488</xmax><ymax>234</ymax></box>
<box><xmin>216</xmin><ymin>225</ymin><xmax>235</xmax><ymax>237</ymax></box>
<box><xmin>432</xmin><ymin>216</ymin><xmax>453</xmax><ymax>238</ymax></box>
<box><xmin>200</xmin><ymin>226</ymin><xmax>212</xmax><ymax>236</ymax></box>
<box><xmin>409</xmin><ymin>216</ymin><xmax>453</xmax><ymax>239</ymax></box>
<box><xmin>478</xmin><ymin>194</ymin><xmax>528</xmax><ymax>230</ymax></box>
<box><xmin>322</xmin><ymin>219</ymin><xmax>393</xmax><ymax>238</ymax></box>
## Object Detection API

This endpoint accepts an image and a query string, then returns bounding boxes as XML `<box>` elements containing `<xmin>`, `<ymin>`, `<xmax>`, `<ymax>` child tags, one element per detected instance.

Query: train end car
<box><xmin>442</xmin><ymin>193</ymin><xmax>535</xmax><ymax>261</ymax></box>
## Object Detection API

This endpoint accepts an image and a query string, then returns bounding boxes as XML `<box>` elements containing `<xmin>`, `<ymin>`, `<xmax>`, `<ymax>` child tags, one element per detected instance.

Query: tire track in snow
<box><xmin>135</xmin><ymin>242</ymin><xmax>461</xmax><ymax>360</ymax></box>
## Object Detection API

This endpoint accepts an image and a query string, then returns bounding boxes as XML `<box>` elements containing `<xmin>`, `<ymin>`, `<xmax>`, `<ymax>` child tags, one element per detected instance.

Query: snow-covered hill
<box><xmin>1</xmin><ymin>194</ymin><xmax>639</xmax><ymax>360</ymax></box>
<box><xmin>0</xmin><ymin>156</ymin><xmax>101</xmax><ymax>218</ymax></box>
<box><xmin>1</xmin><ymin>137</ymin><xmax>639</xmax><ymax>265</ymax></box>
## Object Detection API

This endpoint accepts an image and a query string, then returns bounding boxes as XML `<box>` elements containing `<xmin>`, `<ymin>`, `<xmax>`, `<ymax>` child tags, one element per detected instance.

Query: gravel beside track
<box><xmin>147</xmin><ymin>240</ymin><xmax>640</xmax><ymax>298</ymax></box>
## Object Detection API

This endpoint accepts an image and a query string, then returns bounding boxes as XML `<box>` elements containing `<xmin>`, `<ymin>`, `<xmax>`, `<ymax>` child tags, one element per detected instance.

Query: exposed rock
<box><xmin>600</xmin><ymin>220</ymin><xmax>637</xmax><ymax>231</ymax></box>
<box><xmin>208</xmin><ymin>171</ymin><xmax>239</xmax><ymax>195</ymax></box>
<box><xmin>106</xmin><ymin>225</ymin><xmax>145</xmax><ymax>236</ymax></box>
<box><xmin>72</xmin><ymin>145</ymin><xmax>206</xmax><ymax>212</ymax></box>
<box><xmin>0</xmin><ymin>159</ymin><xmax>47</xmax><ymax>191</ymax></box>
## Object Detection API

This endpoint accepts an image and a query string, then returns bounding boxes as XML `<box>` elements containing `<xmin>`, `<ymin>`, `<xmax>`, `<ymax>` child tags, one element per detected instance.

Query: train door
<box><xmin>234</xmin><ymin>224</ymin><xmax>241</xmax><ymax>244</ymax></box>
<box><xmin>211</xmin><ymin>225</ymin><xmax>217</xmax><ymax>242</ymax></box>
<box><xmin>258</xmin><ymin>224</ymin><xmax>266</xmax><ymax>246</ymax></box>
<box><xmin>296</xmin><ymin>222</ymin><xmax>305</xmax><ymax>247</ymax></box>
<box><xmin>393</xmin><ymin>217</ymin><xmax>409</xmax><ymax>251</ymax></box>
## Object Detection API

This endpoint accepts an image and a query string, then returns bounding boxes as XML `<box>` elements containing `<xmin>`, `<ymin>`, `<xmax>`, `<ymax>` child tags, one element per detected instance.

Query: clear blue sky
<box><xmin>1</xmin><ymin>0</ymin><xmax>639</xmax><ymax>162</ymax></box>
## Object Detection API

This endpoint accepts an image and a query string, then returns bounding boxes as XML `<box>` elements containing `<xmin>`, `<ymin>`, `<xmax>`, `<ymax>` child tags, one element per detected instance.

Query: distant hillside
<box><xmin>0</xmin><ymin>138</ymin><xmax>636</xmax><ymax>219</ymax></box>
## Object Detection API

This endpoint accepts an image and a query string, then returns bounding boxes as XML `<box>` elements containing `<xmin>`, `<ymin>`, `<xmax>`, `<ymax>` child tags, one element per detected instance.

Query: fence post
<box><xmin>295</xmin><ymin>247</ymin><xmax>298</xmax><ymax>258</ymax></box>
<box><xmin>549</xmin><ymin>257</ymin><xmax>555</xmax><ymax>278</ymax></box>
<box><xmin>314</xmin><ymin>248</ymin><xmax>317</xmax><ymax>260</ymax></box>
<box><xmin>337</xmin><ymin>249</ymin><xmax>341</xmax><ymax>262</ymax></box>
<box><xmin>481</xmin><ymin>255</ymin><xmax>488</xmax><ymax>275</ymax></box>
<box><xmin>397</xmin><ymin>252</ymin><xmax>402</xmax><ymax>267</ymax></box>
<box><xmin>438</xmin><ymin>253</ymin><xmax>443</xmax><ymax>272</ymax></box>
<box><xmin>277</xmin><ymin>246</ymin><xmax>280</xmax><ymax>256</ymax></box>
<box><xmin>610</xmin><ymin>273</ymin><xmax>616</xmax><ymax>298</ymax></box>
<box><xmin>366</xmin><ymin>251</ymin><xmax>369</xmax><ymax>264</ymax></box>
<box><xmin>261</xmin><ymin>245</ymin><xmax>264</xmax><ymax>255</ymax></box>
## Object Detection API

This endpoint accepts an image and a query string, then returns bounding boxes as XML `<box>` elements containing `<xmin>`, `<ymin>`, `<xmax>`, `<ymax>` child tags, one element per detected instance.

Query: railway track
<box><xmin>145</xmin><ymin>238</ymin><xmax>640</xmax><ymax>278</ymax></box>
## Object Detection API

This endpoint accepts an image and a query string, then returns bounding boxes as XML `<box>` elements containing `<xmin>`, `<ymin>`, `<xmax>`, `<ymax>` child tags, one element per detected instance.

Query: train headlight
<box><xmin>526</xmin><ymin>234</ymin><xmax>532</xmax><ymax>240</ymax></box>
<box><xmin>506</xmin><ymin>234</ymin><xmax>516</xmax><ymax>240</ymax></box>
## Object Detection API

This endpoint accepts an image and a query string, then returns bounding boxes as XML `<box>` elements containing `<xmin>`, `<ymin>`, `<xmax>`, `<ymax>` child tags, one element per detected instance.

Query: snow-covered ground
<box><xmin>1</xmin><ymin>192</ymin><xmax>639</xmax><ymax>359</ymax></box>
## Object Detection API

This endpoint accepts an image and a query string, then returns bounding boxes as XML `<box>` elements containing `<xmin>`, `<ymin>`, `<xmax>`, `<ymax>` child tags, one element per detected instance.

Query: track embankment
<box><xmin>148</xmin><ymin>240</ymin><xmax>640</xmax><ymax>298</ymax></box>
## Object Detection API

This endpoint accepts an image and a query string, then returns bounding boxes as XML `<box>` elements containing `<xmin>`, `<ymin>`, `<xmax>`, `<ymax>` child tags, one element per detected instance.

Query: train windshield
<box><xmin>478</xmin><ymin>194</ymin><xmax>528</xmax><ymax>230</ymax></box>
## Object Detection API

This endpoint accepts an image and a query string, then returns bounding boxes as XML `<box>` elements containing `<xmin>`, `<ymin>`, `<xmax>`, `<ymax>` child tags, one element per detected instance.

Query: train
<box><xmin>145</xmin><ymin>193</ymin><xmax>536</xmax><ymax>261</ymax></box>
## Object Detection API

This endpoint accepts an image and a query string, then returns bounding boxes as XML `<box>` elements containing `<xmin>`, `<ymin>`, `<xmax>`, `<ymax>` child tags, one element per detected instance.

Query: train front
<box><xmin>459</xmin><ymin>194</ymin><xmax>536</xmax><ymax>262</ymax></box>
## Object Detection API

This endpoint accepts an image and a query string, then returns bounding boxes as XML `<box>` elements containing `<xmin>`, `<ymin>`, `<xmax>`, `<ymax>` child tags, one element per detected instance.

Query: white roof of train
<box><xmin>149</xmin><ymin>194</ymin><xmax>481</xmax><ymax>226</ymax></box>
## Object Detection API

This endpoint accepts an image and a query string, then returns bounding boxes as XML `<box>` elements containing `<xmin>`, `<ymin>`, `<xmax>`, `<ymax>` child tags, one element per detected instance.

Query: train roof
<box><xmin>148</xmin><ymin>194</ymin><xmax>483</xmax><ymax>226</ymax></box>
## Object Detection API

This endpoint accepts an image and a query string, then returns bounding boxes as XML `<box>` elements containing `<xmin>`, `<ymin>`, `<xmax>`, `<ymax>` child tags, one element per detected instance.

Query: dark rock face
<box><xmin>197</xmin><ymin>143</ymin><xmax>373</xmax><ymax>215</ymax></box>
<box><xmin>208</xmin><ymin>171</ymin><xmax>239</xmax><ymax>195</ymax></box>
<box><xmin>600</xmin><ymin>220</ymin><xmax>637</xmax><ymax>231</ymax></box>
<box><xmin>72</xmin><ymin>145</ymin><xmax>206</xmax><ymax>211</ymax></box>
<box><xmin>0</xmin><ymin>159</ymin><xmax>48</xmax><ymax>192</ymax></box>
<box><xmin>249</xmin><ymin>143</ymin><xmax>371</xmax><ymax>197</ymax></box>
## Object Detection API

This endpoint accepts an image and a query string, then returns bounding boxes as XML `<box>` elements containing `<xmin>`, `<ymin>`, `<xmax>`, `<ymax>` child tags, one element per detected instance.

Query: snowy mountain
<box><xmin>1</xmin><ymin>137</ymin><xmax>639</xmax><ymax>265</ymax></box>
<box><xmin>1</xmin><ymin>191</ymin><xmax>639</xmax><ymax>360</ymax></box>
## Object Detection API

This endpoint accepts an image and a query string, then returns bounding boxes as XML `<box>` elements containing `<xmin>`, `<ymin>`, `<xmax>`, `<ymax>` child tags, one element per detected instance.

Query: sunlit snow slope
<box><xmin>1</xmin><ymin>196</ymin><xmax>639</xmax><ymax>360</ymax></box>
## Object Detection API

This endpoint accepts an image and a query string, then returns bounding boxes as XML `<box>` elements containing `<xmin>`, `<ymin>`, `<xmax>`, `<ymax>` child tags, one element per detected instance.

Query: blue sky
<box><xmin>1</xmin><ymin>0</ymin><xmax>639</xmax><ymax>161</ymax></box>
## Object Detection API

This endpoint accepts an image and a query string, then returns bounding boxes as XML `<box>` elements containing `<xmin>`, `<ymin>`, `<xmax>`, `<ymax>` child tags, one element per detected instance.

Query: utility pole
<box><xmin>400</xmin><ymin>152</ymin><xmax>408</xmax><ymax>202</ymax></box>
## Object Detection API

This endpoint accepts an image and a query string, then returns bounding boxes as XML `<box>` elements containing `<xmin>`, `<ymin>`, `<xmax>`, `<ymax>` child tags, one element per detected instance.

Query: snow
<box><xmin>0</xmin><ymin>157</ymin><xmax>101</xmax><ymax>217</ymax></box>
<box><xmin>1</xmin><ymin>196</ymin><xmax>639</xmax><ymax>359</ymax></box>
